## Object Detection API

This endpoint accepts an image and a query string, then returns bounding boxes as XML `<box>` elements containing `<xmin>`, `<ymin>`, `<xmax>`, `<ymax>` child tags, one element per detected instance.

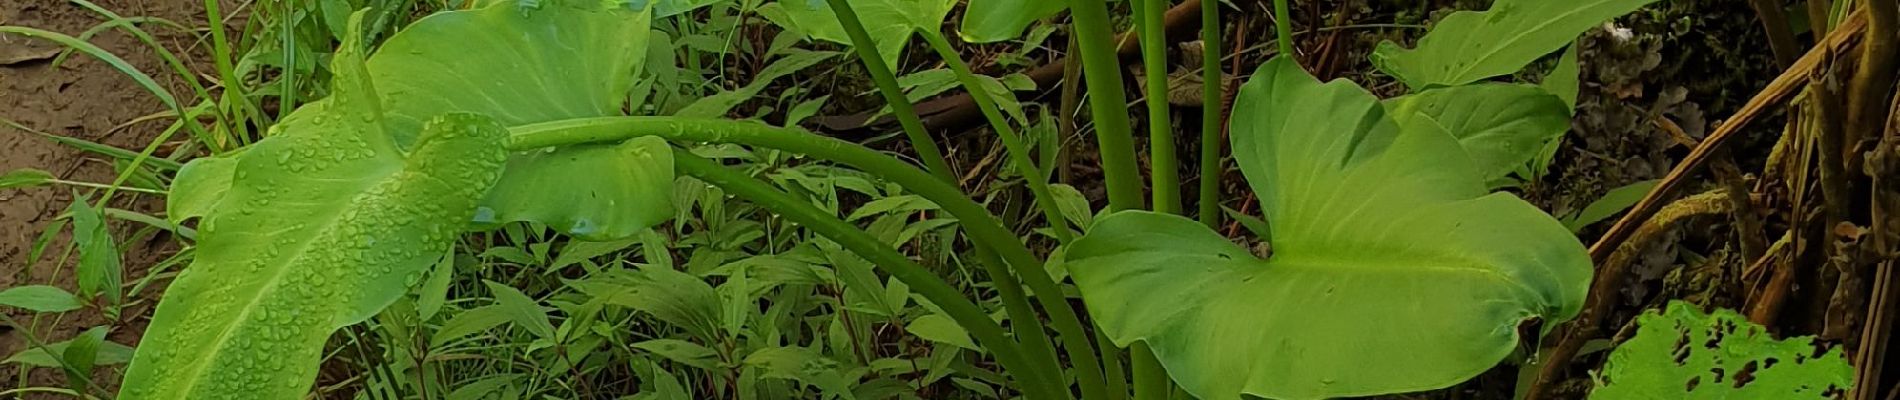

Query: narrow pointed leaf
<box><xmin>0</xmin><ymin>285</ymin><xmax>84</xmax><ymax>313</ymax></box>
<box><xmin>1</xmin><ymin>168</ymin><xmax>54</xmax><ymax>189</ymax></box>
<box><xmin>1370</xmin><ymin>0</ymin><xmax>1660</xmax><ymax>89</ymax></box>
<box><xmin>68</xmin><ymin>197</ymin><xmax>122</xmax><ymax>303</ymax></box>
<box><xmin>1066</xmin><ymin>58</ymin><xmax>1590</xmax><ymax>400</ymax></box>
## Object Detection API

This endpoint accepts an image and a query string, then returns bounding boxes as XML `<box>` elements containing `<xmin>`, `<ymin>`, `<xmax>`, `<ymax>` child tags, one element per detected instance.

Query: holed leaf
<box><xmin>1370</xmin><ymin>0</ymin><xmax>1660</xmax><ymax>89</ymax></box>
<box><xmin>1065</xmin><ymin>57</ymin><xmax>1591</xmax><ymax>400</ymax></box>
<box><xmin>1591</xmin><ymin>301</ymin><xmax>1853</xmax><ymax>398</ymax></box>
<box><xmin>120</xmin><ymin>18</ymin><xmax>509</xmax><ymax>398</ymax></box>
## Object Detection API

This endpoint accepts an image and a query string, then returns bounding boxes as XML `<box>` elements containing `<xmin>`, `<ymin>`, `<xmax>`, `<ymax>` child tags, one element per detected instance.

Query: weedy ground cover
<box><xmin>0</xmin><ymin>0</ymin><xmax>1893</xmax><ymax>399</ymax></box>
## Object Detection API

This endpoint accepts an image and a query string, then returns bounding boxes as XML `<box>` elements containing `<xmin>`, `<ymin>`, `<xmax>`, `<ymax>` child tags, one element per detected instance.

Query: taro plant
<box><xmin>111</xmin><ymin>0</ymin><xmax>1685</xmax><ymax>398</ymax></box>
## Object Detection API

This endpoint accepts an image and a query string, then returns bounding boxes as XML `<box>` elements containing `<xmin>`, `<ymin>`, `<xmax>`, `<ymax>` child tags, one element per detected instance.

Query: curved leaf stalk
<box><xmin>1065</xmin><ymin>0</ymin><xmax>1146</xmax><ymax>211</ymax></box>
<box><xmin>918</xmin><ymin>31</ymin><xmax>1074</xmax><ymax>243</ymax></box>
<box><xmin>1196</xmin><ymin>0</ymin><xmax>1224</xmax><ymax>227</ymax></box>
<box><xmin>1141</xmin><ymin>0</ymin><xmax>1179</xmax><ymax>215</ymax></box>
<box><xmin>821</xmin><ymin>0</ymin><xmax>1065</xmax><ymax>389</ymax></box>
<box><xmin>670</xmin><ymin>151</ymin><xmax>1064</xmax><ymax>400</ymax></box>
<box><xmin>922</xmin><ymin>29</ymin><xmax>1101</xmax><ymax>399</ymax></box>
<box><xmin>1272</xmin><ymin>0</ymin><xmax>1294</xmax><ymax>57</ymax></box>
<box><xmin>821</xmin><ymin>0</ymin><xmax>956</xmax><ymax>179</ymax></box>
<box><xmin>508</xmin><ymin>117</ymin><xmax>1104</xmax><ymax>399</ymax></box>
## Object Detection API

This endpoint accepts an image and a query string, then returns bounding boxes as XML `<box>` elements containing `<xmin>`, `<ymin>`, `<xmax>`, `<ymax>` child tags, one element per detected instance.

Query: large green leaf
<box><xmin>958</xmin><ymin>0</ymin><xmax>1066</xmax><ymax>43</ymax></box>
<box><xmin>1370</xmin><ymin>0</ymin><xmax>1659</xmax><ymax>89</ymax></box>
<box><xmin>119</xmin><ymin>17</ymin><xmax>509</xmax><ymax>398</ymax></box>
<box><xmin>169</xmin><ymin>2</ymin><xmax>670</xmax><ymax>240</ymax></box>
<box><xmin>762</xmin><ymin>0</ymin><xmax>955</xmax><ymax>65</ymax></box>
<box><xmin>1385</xmin><ymin>83</ymin><xmax>1571</xmax><ymax>181</ymax></box>
<box><xmin>1065</xmin><ymin>58</ymin><xmax>1590</xmax><ymax>400</ymax></box>
<box><xmin>371</xmin><ymin>2</ymin><xmax>668</xmax><ymax>240</ymax></box>
<box><xmin>1591</xmin><ymin>302</ymin><xmax>1853</xmax><ymax>398</ymax></box>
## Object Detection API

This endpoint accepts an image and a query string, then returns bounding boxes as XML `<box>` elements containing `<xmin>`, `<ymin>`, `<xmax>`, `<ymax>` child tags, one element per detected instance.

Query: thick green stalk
<box><xmin>823</xmin><ymin>0</ymin><xmax>1064</xmax><ymax>388</ymax></box>
<box><xmin>1196</xmin><ymin>0</ymin><xmax>1223</xmax><ymax>226</ymax></box>
<box><xmin>1065</xmin><ymin>0</ymin><xmax>1146</xmax><ymax>211</ymax></box>
<box><xmin>822</xmin><ymin>0</ymin><xmax>956</xmax><ymax>179</ymax></box>
<box><xmin>1141</xmin><ymin>0</ymin><xmax>1179</xmax><ymax>215</ymax></box>
<box><xmin>508</xmin><ymin>117</ymin><xmax>1098</xmax><ymax>399</ymax></box>
<box><xmin>670</xmin><ymin>152</ymin><xmax>1064</xmax><ymax>400</ymax></box>
<box><xmin>1131</xmin><ymin>343</ymin><xmax>1169</xmax><ymax>400</ymax></box>
<box><xmin>203</xmin><ymin>0</ymin><xmax>251</xmax><ymax>145</ymax></box>
<box><xmin>921</xmin><ymin>30</ymin><xmax>1097</xmax><ymax>399</ymax></box>
<box><xmin>920</xmin><ymin>32</ymin><xmax>1074</xmax><ymax>243</ymax></box>
<box><xmin>1273</xmin><ymin>0</ymin><xmax>1295</xmax><ymax>57</ymax></box>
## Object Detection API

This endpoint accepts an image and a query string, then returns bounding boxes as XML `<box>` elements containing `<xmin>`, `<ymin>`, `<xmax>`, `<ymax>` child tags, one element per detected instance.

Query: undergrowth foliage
<box><xmin>0</xmin><ymin>0</ymin><xmax>1868</xmax><ymax>398</ymax></box>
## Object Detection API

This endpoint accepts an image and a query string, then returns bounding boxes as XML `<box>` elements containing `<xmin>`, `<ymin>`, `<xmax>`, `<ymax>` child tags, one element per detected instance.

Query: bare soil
<box><xmin>1</xmin><ymin>0</ymin><xmax>222</xmax><ymax>393</ymax></box>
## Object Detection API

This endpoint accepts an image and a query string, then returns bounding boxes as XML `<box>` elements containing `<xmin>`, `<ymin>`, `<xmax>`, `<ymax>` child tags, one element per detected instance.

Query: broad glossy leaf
<box><xmin>120</xmin><ymin>20</ymin><xmax>509</xmax><ymax>397</ymax></box>
<box><xmin>176</xmin><ymin>2</ymin><xmax>671</xmax><ymax>240</ymax></box>
<box><xmin>1370</xmin><ymin>0</ymin><xmax>1659</xmax><ymax>89</ymax></box>
<box><xmin>763</xmin><ymin>0</ymin><xmax>955</xmax><ymax>65</ymax></box>
<box><xmin>1385</xmin><ymin>83</ymin><xmax>1571</xmax><ymax>181</ymax></box>
<box><xmin>1592</xmin><ymin>302</ymin><xmax>1853</xmax><ymax>398</ymax></box>
<box><xmin>1065</xmin><ymin>58</ymin><xmax>1590</xmax><ymax>400</ymax></box>
<box><xmin>959</xmin><ymin>0</ymin><xmax>1065</xmax><ymax>43</ymax></box>
<box><xmin>368</xmin><ymin>2</ymin><xmax>667</xmax><ymax>240</ymax></box>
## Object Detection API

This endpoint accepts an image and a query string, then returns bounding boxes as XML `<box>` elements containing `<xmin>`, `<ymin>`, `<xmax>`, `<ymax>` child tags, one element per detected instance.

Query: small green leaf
<box><xmin>0</xmin><ymin>285</ymin><xmax>83</xmax><ymax>313</ymax></box>
<box><xmin>905</xmin><ymin>314</ymin><xmax>978</xmax><ymax>351</ymax></box>
<box><xmin>1</xmin><ymin>168</ymin><xmax>54</xmax><ymax>189</ymax></box>
<box><xmin>1385</xmin><ymin>83</ymin><xmax>1572</xmax><ymax>181</ymax></box>
<box><xmin>165</xmin><ymin>157</ymin><xmax>237</xmax><ymax>224</ymax></box>
<box><xmin>635</xmin><ymin>0</ymin><xmax>730</xmax><ymax>17</ymax></box>
<box><xmin>416</xmin><ymin>251</ymin><xmax>456</xmax><ymax>321</ymax></box>
<box><xmin>1591</xmin><ymin>302</ymin><xmax>1854</xmax><ymax>398</ymax></box>
<box><xmin>1564</xmin><ymin>179</ymin><xmax>1659</xmax><ymax>233</ymax></box>
<box><xmin>432</xmin><ymin>305</ymin><xmax>513</xmax><ymax>347</ymax></box>
<box><xmin>1371</xmin><ymin>0</ymin><xmax>1661</xmax><ymax>89</ymax></box>
<box><xmin>1066</xmin><ymin>58</ymin><xmax>1589</xmax><ymax>400</ymax></box>
<box><xmin>67</xmin><ymin>197</ymin><xmax>122</xmax><ymax>304</ymax></box>
<box><xmin>958</xmin><ymin>0</ymin><xmax>1066</xmax><ymax>43</ymax></box>
<box><xmin>745</xmin><ymin>347</ymin><xmax>857</xmax><ymax>400</ymax></box>
<box><xmin>762</xmin><ymin>0</ymin><xmax>955</xmax><ymax>66</ymax></box>
<box><xmin>483</xmin><ymin>280</ymin><xmax>555</xmax><ymax>340</ymax></box>
<box><xmin>61</xmin><ymin>326</ymin><xmax>106</xmax><ymax>393</ymax></box>
<box><xmin>4</xmin><ymin>334</ymin><xmax>134</xmax><ymax>368</ymax></box>
<box><xmin>1541</xmin><ymin>44</ymin><xmax>1581</xmax><ymax>110</ymax></box>
<box><xmin>633</xmin><ymin>339</ymin><xmax>720</xmax><ymax>370</ymax></box>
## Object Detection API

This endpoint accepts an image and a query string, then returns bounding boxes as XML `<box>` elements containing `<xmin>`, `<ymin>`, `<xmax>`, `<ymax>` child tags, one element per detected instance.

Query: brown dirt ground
<box><xmin>1</xmin><ymin>0</ymin><xmax>225</xmax><ymax>394</ymax></box>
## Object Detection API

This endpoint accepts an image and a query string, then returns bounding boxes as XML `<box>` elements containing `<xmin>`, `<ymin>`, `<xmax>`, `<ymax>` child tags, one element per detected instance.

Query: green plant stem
<box><xmin>1141</xmin><ymin>0</ymin><xmax>1179</xmax><ymax>215</ymax></box>
<box><xmin>510</xmin><ymin>117</ymin><xmax>1101</xmax><ymax>399</ymax></box>
<box><xmin>1065</xmin><ymin>0</ymin><xmax>1146</xmax><ymax>211</ymax></box>
<box><xmin>1197</xmin><ymin>0</ymin><xmax>1223</xmax><ymax>227</ymax></box>
<box><xmin>824</xmin><ymin>0</ymin><xmax>1064</xmax><ymax>388</ymax></box>
<box><xmin>920</xmin><ymin>32</ymin><xmax>1074</xmax><ymax>243</ymax></box>
<box><xmin>672</xmin><ymin>151</ymin><xmax>1061</xmax><ymax>400</ymax></box>
<box><xmin>1273</xmin><ymin>0</ymin><xmax>1295</xmax><ymax>57</ymax></box>
<box><xmin>202</xmin><ymin>0</ymin><xmax>252</xmax><ymax>145</ymax></box>
<box><xmin>822</xmin><ymin>0</ymin><xmax>956</xmax><ymax>180</ymax></box>
<box><xmin>1131</xmin><ymin>342</ymin><xmax>1169</xmax><ymax>400</ymax></box>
